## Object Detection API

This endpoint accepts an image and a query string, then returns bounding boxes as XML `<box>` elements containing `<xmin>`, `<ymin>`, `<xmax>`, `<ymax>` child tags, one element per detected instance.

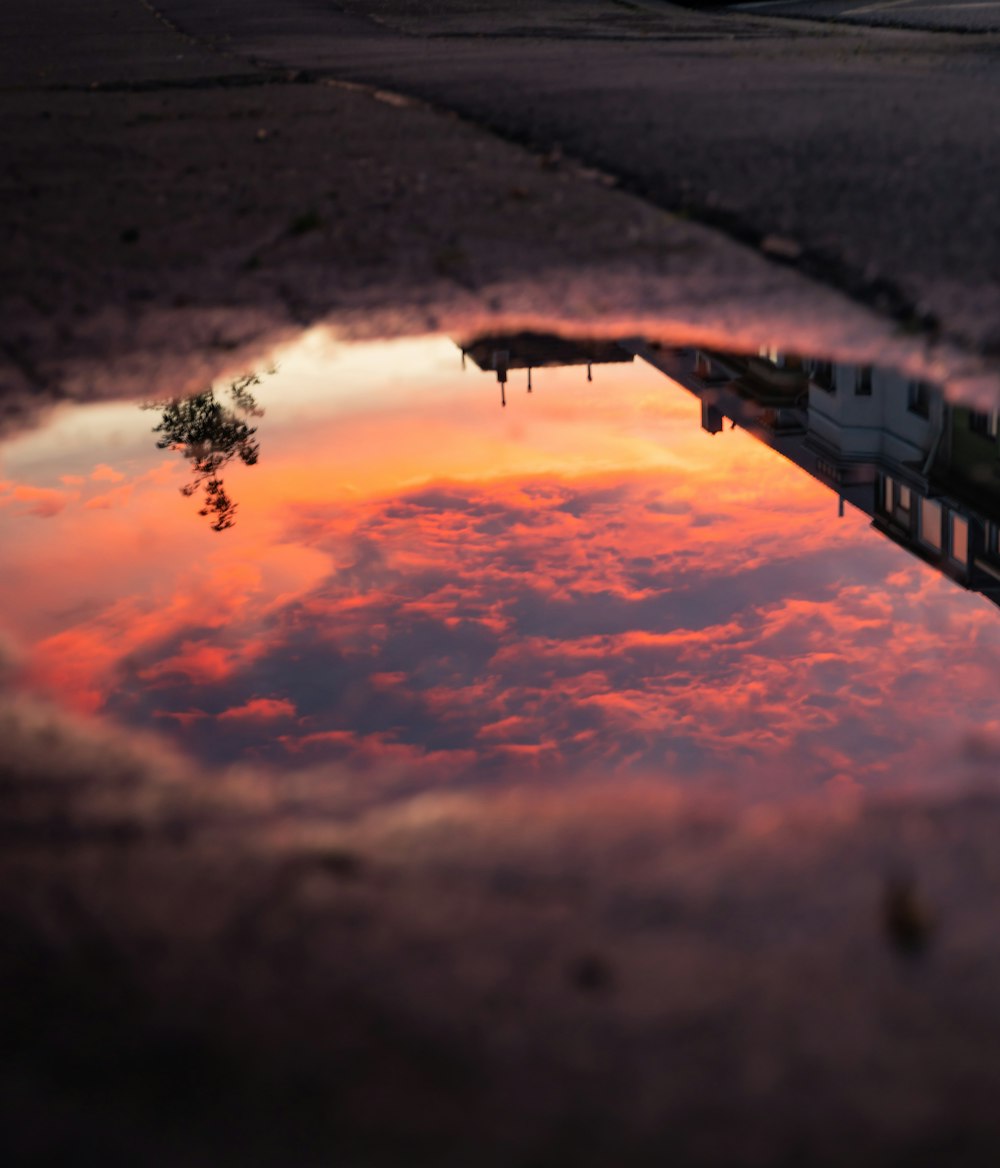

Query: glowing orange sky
<box><xmin>3</xmin><ymin>333</ymin><xmax>1000</xmax><ymax>801</ymax></box>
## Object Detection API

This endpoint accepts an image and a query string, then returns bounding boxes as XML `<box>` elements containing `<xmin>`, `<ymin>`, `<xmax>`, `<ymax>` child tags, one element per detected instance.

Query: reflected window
<box><xmin>854</xmin><ymin>366</ymin><xmax>873</xmax><ymax>396</ymax></box>
<box><xmin>908</xmin><ymin>381</ymin><xmax>931</xmax><ymax>417</ymax></box>
<box><xmin>812</xmin><ymin>361</ymin><xmax>835</xmax><ymax>392</ymax></box>
<box><xmin>969</xmin><ymin>410</ymin><xmax>999</xmax><ymax>439</ymax></box>
<box><xmin>951</xmin><ymin>514</ymin><xmax>969</xmax><ymax>565</ymax></box>
<box><xmin>920</xmin><ymin>497</ymin><xmax>942</xmax><ymax>551</ymax></box>
<box><xmin>882</xmin><ymin>477</ymin><xmax>913</xmax><ymax>526</ymax></box>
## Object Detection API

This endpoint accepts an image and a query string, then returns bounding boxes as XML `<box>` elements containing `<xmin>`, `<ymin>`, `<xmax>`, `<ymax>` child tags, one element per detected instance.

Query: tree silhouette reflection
<box><xmin>145</xmin><ymin>374</ymin><xmax>265</xmax><ymax>531</ymax></box>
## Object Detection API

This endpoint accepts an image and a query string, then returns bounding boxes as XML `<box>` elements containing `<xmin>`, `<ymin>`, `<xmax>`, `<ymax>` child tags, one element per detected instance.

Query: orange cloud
<box><xmin>91</xmin><ymin>464</ymin><xmax>126</xmax><ymax>483</ymax></box>
<box><xmin>85</xmin><ymin>484</ymin><xmax>135</xmax><ymax>510</ymax></box>
<box><xmin>11</xmin><ymin>484</ymin><xmax>74</xmax><ymax>517</ymax></box>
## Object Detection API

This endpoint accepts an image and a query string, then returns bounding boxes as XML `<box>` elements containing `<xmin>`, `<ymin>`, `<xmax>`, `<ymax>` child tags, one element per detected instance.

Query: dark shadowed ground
<box><xmin>7</xmin><ymin>696</ymin><xmax>1000</xmax><ymax>1167</ymax></box>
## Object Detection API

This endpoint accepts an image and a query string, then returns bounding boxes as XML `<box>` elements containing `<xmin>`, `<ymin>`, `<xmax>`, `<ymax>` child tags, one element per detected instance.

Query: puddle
<box><xmin>3</xmin><ymin>328</ymin><xmax>1000</xmax><ymax>805</ymax></box>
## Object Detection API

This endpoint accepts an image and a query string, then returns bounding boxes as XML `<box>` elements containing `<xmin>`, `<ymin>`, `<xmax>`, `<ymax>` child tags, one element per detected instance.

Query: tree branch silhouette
<box><xmin>144</xmin><ymin>373</ymin><xmax>266</xmax><ymax>531</ymax></box>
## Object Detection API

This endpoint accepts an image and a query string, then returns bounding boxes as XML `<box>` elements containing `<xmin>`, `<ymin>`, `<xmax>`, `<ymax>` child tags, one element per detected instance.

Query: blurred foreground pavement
<box><xmin>6</xmin><ymin>698</ymin><xmax>1000</xmax><ymax>1166</ymax></box>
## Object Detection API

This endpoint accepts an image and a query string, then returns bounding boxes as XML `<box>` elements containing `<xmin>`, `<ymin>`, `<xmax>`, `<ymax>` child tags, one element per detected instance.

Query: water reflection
<box><xmin>458</xmin><ymin>332</ymin><xmax>634</xmax><ymax>405</ymax></box>
<box><xmin>3</xmin><ymin>331</ymin><xmax>1000</xmax><ymax>802</ymax></box>
<box><xmin>631</xmin><ymin>343</ymin><xmax>1000</xmax><ymax>609</ymax></box>
<box><xmin>144</xmin><ymin>373</ymin><xmax>265</xmax><ymax>531</ymax></box>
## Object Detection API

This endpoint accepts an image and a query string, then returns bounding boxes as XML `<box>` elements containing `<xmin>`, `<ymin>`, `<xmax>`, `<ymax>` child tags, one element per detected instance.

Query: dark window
<box><xmin>969</xmin><ymin>410</ymin><xmax>999</xmax><ymax>438</ymax></box>
<box><xmin>812</xmin><ymin>361</ymin><xmax>835</xmax><ymax>392</ymax></box>
<box><xmin>908</xmin><ymin>380</ymin><xmax>931</xmax><ymax>417</ymax></box>
<box><xmin>854</xmin><ymin>366</ymin><xmax>873</xmax><ymax>396</ymax></box>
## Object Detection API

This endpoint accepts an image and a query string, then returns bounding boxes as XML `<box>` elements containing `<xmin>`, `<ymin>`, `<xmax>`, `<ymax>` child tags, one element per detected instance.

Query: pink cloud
<box><xmin>140</xmin><ymin>641</ymin><xmax>265</xmax><ymax>687</ymax></box>
<box><xmin>218</xmin><ymin>697</ymin><xmax>297</xmax><ymax>723</ymax></box>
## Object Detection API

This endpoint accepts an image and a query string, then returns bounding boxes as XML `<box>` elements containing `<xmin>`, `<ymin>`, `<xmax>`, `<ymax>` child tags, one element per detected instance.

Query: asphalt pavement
<box><xmin>10</xmin><ymin>0</ymin><xmax>973</xmax><ymax>418</ymax></box>
<box><xmin>153</xmin><ymin>0</ymin><xmax>1000</xmax><ymax>357</ymax></box>
<box><xmin>730</xmin><ymin>0</ymin><xmax>1000</xmax><ymax>34</ymax></box>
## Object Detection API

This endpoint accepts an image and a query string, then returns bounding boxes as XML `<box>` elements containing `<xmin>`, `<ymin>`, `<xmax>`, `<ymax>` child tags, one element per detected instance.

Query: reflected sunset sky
<box><xmin>3</xmin><ymin>331</ymin><xmax>1000</xmax><ymax>802</ymax></box>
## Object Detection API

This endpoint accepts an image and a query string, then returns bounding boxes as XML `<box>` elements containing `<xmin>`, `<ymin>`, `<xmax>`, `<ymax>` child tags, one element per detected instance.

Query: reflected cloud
<box><xmin>458</xmin><ymin>332</ymin><xmax>634</xmax><ymax>406</ymax></box>
<box><xmin>3</xmin><ymin>332</ymin><xmax>1000</xmax><ymax>804</ymax></box>
<box><xmin>3</xmin><ymin>483</ymin><xmax>76</xmax><ymax>518</ymax></box>
<box><xmin>636</xmin><ymin>342</ymin><xmax>1000</xmax><ymax>611</ymax></box>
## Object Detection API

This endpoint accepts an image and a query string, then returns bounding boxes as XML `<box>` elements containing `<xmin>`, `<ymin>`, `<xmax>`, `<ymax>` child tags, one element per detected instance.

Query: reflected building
<box><xmin>458</xmin><ymin>332</ymin><xmax>633</xmax><ymax>405</ymax></box>
<box><xmin>629</xmin><ymin>341</ymin><xmax>1000</xmax><ymax>607</ymax></box>
<box><xmin>456</xmin><ymin>330</ymin><xmax>1000</xmax><ymax>606</ymax></box>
